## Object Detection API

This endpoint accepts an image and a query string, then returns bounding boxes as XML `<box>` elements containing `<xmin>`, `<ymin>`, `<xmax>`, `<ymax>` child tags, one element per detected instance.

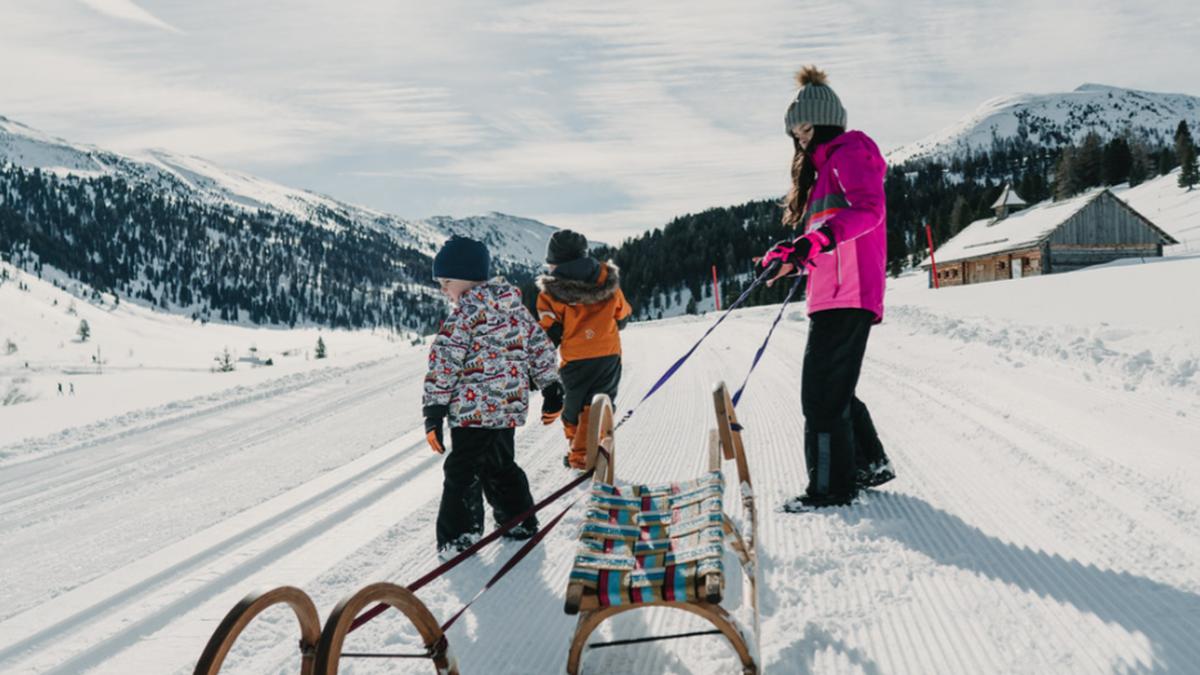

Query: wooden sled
<box><xmin>194</xmin><ymin>582</ymin><xmax>457</xmax><ymax>675</ymax></box>
<box><xmin>563</xmin><ymin>381</ymin><xmax>760</xmax><ymax>674</ymax></box>
<box><xmin>314</xmin><ymin>582</ymin><xmax>457</xmax><ymax>675</ymax></box>
<box><xmin>193</xmin><ymin>586</ymin><xmax>321</xmax><ymax>675</ymax></box>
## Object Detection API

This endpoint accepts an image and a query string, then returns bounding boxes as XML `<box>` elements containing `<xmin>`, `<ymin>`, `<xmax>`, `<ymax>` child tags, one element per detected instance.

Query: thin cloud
<box><xmin>77</xmin><ymin>0</ymin><xmax>183</xmax><ymax>33</ymax></box>
<box><xmin>3</xmin><ymin>0</ymin><xmax>1199</xmax><ymax>241</ymax></box>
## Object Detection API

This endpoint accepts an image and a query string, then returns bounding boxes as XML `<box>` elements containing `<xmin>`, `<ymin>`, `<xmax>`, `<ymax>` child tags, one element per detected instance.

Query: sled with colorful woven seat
<box><xmin>563</xmin><ymin>381</ymin><xmax>760</xmax><ymax>674</ymax></box>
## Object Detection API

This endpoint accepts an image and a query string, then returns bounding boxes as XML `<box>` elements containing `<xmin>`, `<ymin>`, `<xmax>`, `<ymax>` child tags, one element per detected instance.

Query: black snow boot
<box><xmin>782</xmin><ymin>490</ymin><xmax>859</xmax><ymax>512</ymax></box>
<box><xmin>856</xmin><ymin>459</ymin><xmax>896</xmax><ymax>489</ymax></box>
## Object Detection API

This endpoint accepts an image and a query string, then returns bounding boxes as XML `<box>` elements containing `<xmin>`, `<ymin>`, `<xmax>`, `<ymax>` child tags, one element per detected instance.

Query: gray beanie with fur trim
<box><xmin>784</xmin><ymin>65</ymin><xmax>847</xmax><ymax>133</ymax></box>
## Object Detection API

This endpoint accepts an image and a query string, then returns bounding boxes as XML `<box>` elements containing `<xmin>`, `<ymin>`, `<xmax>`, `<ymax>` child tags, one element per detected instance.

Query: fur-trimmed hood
<box><xmin>536</xmin><ymin>260</ymin><xmax>622</xmax><ymax>305</ymax></box>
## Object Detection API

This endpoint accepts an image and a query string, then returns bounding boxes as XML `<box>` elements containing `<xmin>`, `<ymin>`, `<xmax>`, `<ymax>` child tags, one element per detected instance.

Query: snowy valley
<box><xmin>3</xmin><ymin>226</ymin><xmax>1200</xmax><ymax>674</ymax></box>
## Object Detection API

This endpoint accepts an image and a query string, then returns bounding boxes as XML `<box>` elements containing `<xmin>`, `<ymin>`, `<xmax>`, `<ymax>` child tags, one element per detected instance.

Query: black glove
<box><xmin>541</xmin><ymin>381</ymin><xmax>564</xmax><ymax>425</ymax></box>
<box><xmin>423</xmin><ymin>405</ymin><xmax>448</xmax><ymax>453</ymax></box>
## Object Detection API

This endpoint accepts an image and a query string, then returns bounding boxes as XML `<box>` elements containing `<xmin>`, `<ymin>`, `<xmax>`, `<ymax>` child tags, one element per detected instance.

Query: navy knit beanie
<box><xmin>433</xmin><ymin>235</ymin><xmax>490</xmax><ymax>281</ymax></box>
<box><xmin>546</xmin><ymin>229</ymin><xmax>589</xmax><ymax>265</ymax></box>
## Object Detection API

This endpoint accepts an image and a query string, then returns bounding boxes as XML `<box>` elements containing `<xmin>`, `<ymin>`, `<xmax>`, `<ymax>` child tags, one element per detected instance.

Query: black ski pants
<box><xmin>801</xmin><ymin>308</ymin><xmax>888</xmax><ymax>497</ymax></box>
<box><xmin>436</xmin><ymin>427</ymin><xmax>537</xmax><ymax>550</ymax></box>
<box><xmin>560</xmin><ymin>354</ymin><xmax>622</xmax><ymax>425</ymax></box>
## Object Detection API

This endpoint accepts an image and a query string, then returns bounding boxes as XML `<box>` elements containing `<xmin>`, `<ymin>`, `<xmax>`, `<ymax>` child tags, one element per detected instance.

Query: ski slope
<box><xmin>2</xmin><ymin>257</ymin><xmax>1200</xmax><ymax>674</ymax></box>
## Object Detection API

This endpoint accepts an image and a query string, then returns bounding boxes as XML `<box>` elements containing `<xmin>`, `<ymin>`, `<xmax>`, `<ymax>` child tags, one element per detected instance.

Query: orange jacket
<box><xmin>536</xmin><ymin>261</ymin><xmax>631</xmax><ymax>365</ymax></box>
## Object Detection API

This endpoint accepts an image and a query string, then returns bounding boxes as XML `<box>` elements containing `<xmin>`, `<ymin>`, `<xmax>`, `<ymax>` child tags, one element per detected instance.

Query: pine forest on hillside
<box><xmin>2</xmin><ymin>165</ymin><xmax>469</xmax><ymax>334</ymax></box>
<box><xmin>3</xmin><ymin>118</ymin><xmax>1198</xmax><ymax>331</ymax></box>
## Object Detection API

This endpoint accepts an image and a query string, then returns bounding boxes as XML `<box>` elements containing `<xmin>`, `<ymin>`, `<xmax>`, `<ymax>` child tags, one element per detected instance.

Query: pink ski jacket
<box><xmin>799</xmin><ymin>130</ymin><xmax>887</xmax><ymax>322</ymax></box>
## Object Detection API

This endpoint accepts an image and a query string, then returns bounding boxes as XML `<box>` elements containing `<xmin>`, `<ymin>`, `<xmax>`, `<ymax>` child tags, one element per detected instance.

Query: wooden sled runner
<box><xmin>194</xmin><ymin>582</ymin><xmax>458</xmax><ymax>675</ymax></box>
<box><xmin>563</xmin><ymin>381</ymin><xmax>761</xmax><ymax>674</ymax></box>
<box><xmin>193</xmin><ymin>586</ymin><xmax>322</xmax><ymax>675</ymax></box>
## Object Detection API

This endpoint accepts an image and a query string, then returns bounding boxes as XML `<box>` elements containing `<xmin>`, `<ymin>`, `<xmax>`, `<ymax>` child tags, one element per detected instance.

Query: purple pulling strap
<box><xmin>732</xmin><ymin>271</ymin><xmax>805</xmax><ymax>407</ymax></box>
<box><xmin>615</xmin><ymin>263</ymin><xmax>777</xmax><ymax>430</ymax></box>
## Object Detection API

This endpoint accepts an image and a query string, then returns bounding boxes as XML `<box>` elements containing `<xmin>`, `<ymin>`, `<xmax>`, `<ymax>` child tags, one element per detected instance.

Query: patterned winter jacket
<box><xmin>423</xmin><ymin>277</ymin><xmax>559</xmax><ymax>428</ymax></box>
<box><xmin>798</xmin><ymin>130</ymin><xmax>888</xmax><ymax>322</ymax></box>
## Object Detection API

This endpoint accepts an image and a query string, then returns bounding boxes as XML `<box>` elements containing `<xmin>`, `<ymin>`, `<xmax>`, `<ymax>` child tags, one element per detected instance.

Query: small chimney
<box><xmin>991</xmin><ymin>183</ymin><xmax>1027</xmax><ymax>220</ymax></box>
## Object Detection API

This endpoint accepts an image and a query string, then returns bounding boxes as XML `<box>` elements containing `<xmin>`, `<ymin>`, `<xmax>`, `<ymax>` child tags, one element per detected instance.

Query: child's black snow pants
<box><xmin>436</xmin><ymin>427</ymin><xmax>537</xmax><ymax>551</ymax></box>
<box><xmin>801</xmin><ymin>308</ymin><xmax>887</xmax><ymax>498</ymax></box>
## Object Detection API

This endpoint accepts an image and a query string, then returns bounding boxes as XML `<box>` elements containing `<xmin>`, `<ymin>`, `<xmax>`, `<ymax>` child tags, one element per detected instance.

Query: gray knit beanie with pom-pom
<box><xmin>784</xmin><ymin>65</ymin><xmax>847</xmax><ymax>133</ymax></box>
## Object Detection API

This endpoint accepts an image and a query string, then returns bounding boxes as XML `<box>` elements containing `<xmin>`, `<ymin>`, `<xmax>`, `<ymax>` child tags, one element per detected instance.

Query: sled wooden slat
<box><xmin>193</xmin><ymin>585</ymin><xmax>321</xmax><ymax>675</ymax></box>
<box><xmin>563</xmin><ymin>382</ymin><xmax>760</xmax><ymax>675</ymax></box>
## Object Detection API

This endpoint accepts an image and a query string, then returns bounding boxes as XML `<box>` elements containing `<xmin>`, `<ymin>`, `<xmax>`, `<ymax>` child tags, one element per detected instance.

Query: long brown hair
<box><xmin>782</xmin><ymin>125</ymin><xmax>844</xmax><ymax>228</ymax></box>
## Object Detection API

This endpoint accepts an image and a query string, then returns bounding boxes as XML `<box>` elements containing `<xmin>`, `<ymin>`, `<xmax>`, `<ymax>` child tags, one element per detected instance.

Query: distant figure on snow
<box><xmin>756</xmin><ymin>65</ymin><xmax>895</xmax><ymax>511</ymax></box>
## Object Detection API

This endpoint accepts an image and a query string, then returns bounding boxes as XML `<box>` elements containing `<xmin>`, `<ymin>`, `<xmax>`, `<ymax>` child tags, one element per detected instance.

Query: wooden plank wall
<box><xmin>1048</xmin><ymin>193</ymin><xmax>1164</xmax><ymax>246</ymax></box>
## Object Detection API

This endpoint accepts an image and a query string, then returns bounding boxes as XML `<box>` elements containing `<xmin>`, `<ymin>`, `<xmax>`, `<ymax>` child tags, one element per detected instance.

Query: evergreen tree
<box><xmin>1101</xmin><ymin>137</ymin><xmax>1132</xmax><ymax>186</ymax></box>
<box><xmin>214</xmin><ymin>347</ymin><xmax>235</xmax><ymax>372</ymax></box>
<box><xmin>1075</xmin><ymin>132</ymin><xmax>1103</xmax><ymax>190</ymax></box>
<box><xmin>1158</xmin><ymin>147</ymin><xmax>1176</xmax><ymax>175</ymax></box>
<box><xmin>1054</xmin><ymin>147</ymin><xmax>1080</xmax><ymax>200</ymax></box>
<box><xmin>315</xmin><ymin>336</ymin><xmax>327</xmax><ymax>359</ymax></box>
<box><xmin>1128</xmin><ymin>160</ymin><xmax>1148</xmax><ymax>188</ymax></box>
<box><xmin>1175</xmin><ymin>120</ymin><xmax>1194</xmax><ymax>167</ymax></box>
<box><xmin>1179</xmin><ymin>143</ymin><xmax>1200</xmax><ymax>191</ymax></box>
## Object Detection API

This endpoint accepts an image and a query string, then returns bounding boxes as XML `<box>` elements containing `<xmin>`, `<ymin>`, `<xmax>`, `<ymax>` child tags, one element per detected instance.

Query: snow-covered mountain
<box><xmin>888</xmin><ymin>84</ymin><xmax>1200</xmax><ymax>165</ymax></box>
<box><xmin>1</xmin><ymin>115</ymin><xmax>563</xmax><ymax>333</ymax></box>
<box><xmin>0</xmin><ymin>114</ymin><xmax>557</xmax><ymax>267</ymax></box>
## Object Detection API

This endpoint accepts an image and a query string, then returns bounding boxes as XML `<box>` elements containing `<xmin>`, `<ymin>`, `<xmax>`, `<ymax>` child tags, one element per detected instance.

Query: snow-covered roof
<box><xmin>924</xmin><ymin>188</ymin><xmax>1104</xmax><ymax>266</ymax></box>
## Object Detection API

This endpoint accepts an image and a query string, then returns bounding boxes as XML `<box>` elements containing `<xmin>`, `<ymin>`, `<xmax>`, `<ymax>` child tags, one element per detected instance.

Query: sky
<box><xmin>2</xmin><ymin>1</ymin><xmax>1199</xmax><ymax>244</ymax></box>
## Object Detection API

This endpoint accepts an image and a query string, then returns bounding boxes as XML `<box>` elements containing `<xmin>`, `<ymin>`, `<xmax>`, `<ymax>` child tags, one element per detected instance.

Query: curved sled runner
<box><xmin>314</xmin><ymin>582</ymin><xmax>458</xmax><ymax>675</ymax></box>
<box><xmin>194</xmin><ymin>583</ymin><xmax>458</xmax><ymax>675</ymax></box>
<box><xmin>193</xmin><ymin>586</ymin><xmax>322</xmax><ymax>675</ymax></box>
<box><xmin>563</xmin><ymin>381</ymin><xmax>760</xmax><ymax>674</ymax></box>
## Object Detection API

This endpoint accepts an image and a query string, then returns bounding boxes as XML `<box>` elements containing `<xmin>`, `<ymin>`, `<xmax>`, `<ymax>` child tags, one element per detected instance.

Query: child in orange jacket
<box><xmin>535</xmin><ymin>230</ymin><xmax>632</xmax><ymax>470</ymax></box>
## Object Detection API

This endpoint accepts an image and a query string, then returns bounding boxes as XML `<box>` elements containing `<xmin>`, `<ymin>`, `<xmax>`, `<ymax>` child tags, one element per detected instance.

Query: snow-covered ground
<box><xmin>3</xmin><ymin>234</ymin><xmax>1199</xmax><ymax>674</ymax></box>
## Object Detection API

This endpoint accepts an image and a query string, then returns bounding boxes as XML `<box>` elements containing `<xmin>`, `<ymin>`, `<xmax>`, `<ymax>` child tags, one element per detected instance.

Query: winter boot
<box><xmin>782</xmin><ymin>490</ymin><xmax>859</xmax><ymax>513</ymax></box>
<box><xmin>437</xmin><ymin>533</ymin><xmax>480</xmax><ymax>562</ymax></box>
<box><xmin>566</xmin><ymin>405</ymin><xmax>591</xmax><ymax>470</ymax></box>
<box><xmin>856</xmin><ymin>459</ymin><xmax>896</xmax><ymax>489</ymax></box>
<box><xmin>502</xmin><ymin>518</ymin><xmax>540</xmax><ymax>540</ymax></box>
<box><xmin>562</xmin><ymin>417</ymin><xmax>579</xmax><ymax>469</ymax></box>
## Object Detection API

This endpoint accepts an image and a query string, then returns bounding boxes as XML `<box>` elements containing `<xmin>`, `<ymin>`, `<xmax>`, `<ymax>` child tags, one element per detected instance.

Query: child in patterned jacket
<box><xmin>423</xmin><ymin>235</ymin><xmax>564</xmax><ymax>558</ymax></box>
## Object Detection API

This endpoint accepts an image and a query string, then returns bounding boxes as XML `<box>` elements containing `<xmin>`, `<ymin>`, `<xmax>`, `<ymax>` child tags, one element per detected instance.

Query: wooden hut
<box><xmin>922</xmin><ymin>185</ymin><xmax>1177</xmax><ymax>287</ymax></box>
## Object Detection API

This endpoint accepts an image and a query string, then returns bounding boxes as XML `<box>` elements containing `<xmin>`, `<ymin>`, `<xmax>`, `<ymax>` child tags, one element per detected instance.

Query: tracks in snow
<box><xmin>3</xmin><ymin>308</ymin><xmax>1200</xmax><ymax>674</ymax></box>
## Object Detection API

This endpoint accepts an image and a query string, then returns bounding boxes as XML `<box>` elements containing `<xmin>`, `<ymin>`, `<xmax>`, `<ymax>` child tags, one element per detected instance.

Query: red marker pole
<box><xmin>925</xmin><ymin>223</ymin><xmax>940</xmax><ymax>290</ymax></box>
<box><xmin>712</xmin><ymin>265</ymin><xmax>721</xmax><ymax>311</ymax></box>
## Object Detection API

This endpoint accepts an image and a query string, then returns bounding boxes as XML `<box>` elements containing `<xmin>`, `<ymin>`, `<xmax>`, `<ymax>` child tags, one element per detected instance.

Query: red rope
<box><xmin>347</xmin><ymin>467</ymin><xmax>595</xmax><ymax>633</ymax></box>
<box><xmin>440</xmin><ymin>496</ymin><xmax>580</xmax><ymax>631</ymax></box>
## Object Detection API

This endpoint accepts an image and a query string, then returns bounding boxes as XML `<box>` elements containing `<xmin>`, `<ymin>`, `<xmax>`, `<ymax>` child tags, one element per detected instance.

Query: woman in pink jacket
<box><xmin>759</xmin><ymin>66</ymin><xmax>895</xmax><ymax>511</ymax></box>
